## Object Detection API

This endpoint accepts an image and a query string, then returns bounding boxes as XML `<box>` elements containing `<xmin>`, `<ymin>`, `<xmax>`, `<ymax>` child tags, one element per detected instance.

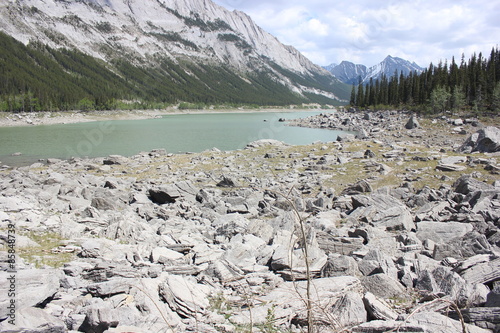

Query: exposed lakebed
<box><xmin>0</xmin><ymin>111</ymin><xmax>351</xmax><ymax>166</ymax></box>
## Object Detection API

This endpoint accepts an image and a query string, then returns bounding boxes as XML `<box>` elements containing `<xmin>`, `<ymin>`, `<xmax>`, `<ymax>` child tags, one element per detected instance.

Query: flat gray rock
<box><xmin>361</xmin><ymin>274</ymin><xmax>406</xmax><ymax>299</ymax></box>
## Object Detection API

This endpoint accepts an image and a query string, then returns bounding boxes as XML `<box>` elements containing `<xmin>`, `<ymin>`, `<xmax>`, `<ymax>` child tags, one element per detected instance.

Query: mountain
<box><xmin>0</xmin><ymin>0</ymin><xmax>350</xmax><ymax>111</ymax></box>
<box><xmin>327</xmin><ymin>61</ymin><xmax>367</xmax><ymax>85</ymax></box>
<box><xmin>324</xmin><ymin>55</ymin><xmax>423</xmax><ymax>85</ymax></box>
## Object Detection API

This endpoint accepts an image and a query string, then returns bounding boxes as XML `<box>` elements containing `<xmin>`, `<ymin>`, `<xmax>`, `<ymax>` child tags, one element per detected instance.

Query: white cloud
<box><xmin>213</xmin><ymin>0</ymin><xmax>500</xmax><ymax>67</ymax></box>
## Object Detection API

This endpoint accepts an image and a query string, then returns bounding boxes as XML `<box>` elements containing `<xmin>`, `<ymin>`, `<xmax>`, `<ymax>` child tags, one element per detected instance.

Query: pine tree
<box><xmin>350</xmin><ymin>85</ymin><xmax>356</xmax><ymax>106</ymax></box>
<box><xmin>356</xmin><ymin>81</ymin><xmax>364</xmax><ymax>107</ymax></box>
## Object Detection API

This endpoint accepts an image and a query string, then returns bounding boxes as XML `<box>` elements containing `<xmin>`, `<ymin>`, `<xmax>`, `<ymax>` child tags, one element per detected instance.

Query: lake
<box><xmin>0</xmin><ymin>110</ymin><xmax>350</xmax><ymax>166</ymax></box>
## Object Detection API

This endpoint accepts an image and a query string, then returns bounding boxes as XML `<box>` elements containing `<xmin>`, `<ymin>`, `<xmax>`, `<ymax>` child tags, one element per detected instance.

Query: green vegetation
<box><xmin>0</xmin><ymin>230</ymin><xmax>75</xmax><ymax>268</ymax></box>
<box><xmin>0</xmin><ymin>31</ymin><xmax>347</xmax><ymax>112</ymax></box>
<box><xmin>150</xmin><ymin>32</ymin><xmax>199</xmax><ymax>50</ymax></box>
<box><xmin>217</xmin><ymin>33</ymin><xmax>252</xmax><ymax>51</ymax></box>
<box><xmin>351</xmin><ymin>48</ymin><xmax>500</xmax><ymax>114</ymax></box>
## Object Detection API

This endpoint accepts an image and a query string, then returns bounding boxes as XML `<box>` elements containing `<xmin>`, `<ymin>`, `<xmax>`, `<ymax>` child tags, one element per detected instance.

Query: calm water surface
<box><xmin>0</xmin><ymin>111</ymin><xmax>349</xmax><ymax>166</ymax></box>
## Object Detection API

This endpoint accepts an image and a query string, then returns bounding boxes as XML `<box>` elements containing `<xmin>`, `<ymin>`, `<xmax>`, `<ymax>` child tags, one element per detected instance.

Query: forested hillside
<box><xmin>0</xmin><ymin>32</ymin><xmax>348</xmax><ymax>112</ymax></box>
<box><xmin>350</xmin><ymin>48</ymin><xmax>500</xmax><ymax>113</ymax></box>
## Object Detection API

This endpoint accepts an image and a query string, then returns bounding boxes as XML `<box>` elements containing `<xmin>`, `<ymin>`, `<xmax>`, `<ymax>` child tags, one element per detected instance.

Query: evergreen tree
<box><xmin>451</xmin><ymin>85</ymin><xmax>466</xmax><ymax>112</ymax></box>
<box><xmin>350</xmin><ymin>85</ymin><xmax>356</xmax><ymax>106</ymax></box>
<box><xmin>493</xmin><ymin>82</ymin><xmax>500</xmax><ymax>112</ymax></box>
<box><xmin>356</xmin><ymin>81</ymin><xmax>364</xmax><ymax>107</ymax></box>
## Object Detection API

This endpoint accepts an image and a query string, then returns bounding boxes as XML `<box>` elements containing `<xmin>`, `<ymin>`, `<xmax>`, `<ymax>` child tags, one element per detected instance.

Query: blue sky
<box><xmin>212</xmin><ymin>0</ymin><xmax>500</xmax><ymax>68</ymax></box>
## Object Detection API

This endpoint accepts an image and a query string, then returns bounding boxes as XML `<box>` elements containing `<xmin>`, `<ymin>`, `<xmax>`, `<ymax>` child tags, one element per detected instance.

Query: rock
<box><xmin>351</xmin><ymin>319</ymin><xmax>425</xmax><ymax>332</ymax></box>
<box><xmin>358</xmin><ymin>249</ymin><xmax>398</xmax><ymax>280</ymax></box>
<box><xmin>436</xmin><ymin>163</ymin><xmax>467</xmax><ymax>172</ymax></box>
<box><xmin>455</xmin><ymin>255</ymin><xmax>500</xmax><ymax>285</ymax></box>
<box><xmin>460</xmin><ymin>126</ymin><xmax>500</xmax><ymax>153</ymax></box>
<box><xmin>316</xmin><ymin>233</ymin><xmax>365</xmax><ymax>256</ymax></box>
<box><xmin>361</xmin><ymin>274</ymin><xmax>406</xmax><ymax>299</ymax></box>
<box><xmin>44</xmin><ymin>172</ymin><xmax>65</xmax><ymax>185</ymax></box>
<box><xmin>321</xmin><ymin>255</ymin><xmax>361</xmax><ymax>277</ymax></box>
<box><xmin>206</xmin><ymin>259</ymin><xmax>244</xmax><ymax>283</ymax></box>
<box><xmin>159</xmin><ymin>275</ymin><xmax>212</xmax><ymax>319</ymax></box>
<box><xmin>415</xmin><ymin>266</ymin><xmax>469</xmax><ymax>306</ymax></box>
<box><xmin>224</xmin><ymin>233</ymin><xmax>269</xmax><ymax>271</ymax></box>
<box><xmin>0</xmin><ymin>269</ymin><xmax>61</xmax><ymax>319</ymax></box>
<box><xmin>104</xmin><ymin>326</ymin><xmax>147</xmax><ymax>333</ymax></box>
<box><xmin>129</xmin><ymin>192</ymin><xmax>151</xmax><ymax>204</ymax></box>
<box><xmin>216</xmin><ymin>176</ymin><xmax>240</xmax><ymax>188</ymax></box>
<box><xmin>353</xmin><ymin>311</ymin><xmax>491</xmax><ymax>333</ymax></box>
<box><xmin>319</xmin><ymin>291</ymin><xmax>367</xmax><ymax>328</ymax></box>
<box><xmin>412</xmin><ymin>311</ymin><xmax>491</xmax><ymax>333</ymax></box>
<box><xmin>150</xmin><ymin>247</ymin><xmax>184</xmax><ymax>264</ymax></box>
<box><xmin>0</xmin><ymin>307</ymin><xmax>66</xmax><ymax>333</ymax></box>
<box><xmin>440</xmin><ymin>156</ymin><xmax>467</xmax><ymax>165</ymax></box>
<box><xmin>91</xmin><ymin>196</ymin><xmax>123</xmax><ymax>211</ymax></box>
<box><xmin>337</xmin><ymin>133</ymin><xmax>356</xmax><ymax>142</ymax></box>
<box><xmin>405</xmin><ymin>115</ymin><xmax>420</xmax><ymax>129</ymax></box>
<box><xmin>364</xmin><ymin>149</ymin><xmax>376</xmax><ymax>158</ymax></box>
<box><xmin>103</xmin><ymin>155</ymin><xmax>129</xmax><ymax>165</ymax></box>
<box><xmin>0</xmin><ymin>196</ymin><xmax>34</xmax><ymax>212</ymax></box>
<box><xmin>0</xmin><ymin>211</ymin><xmax>9</xmax><ymax>221</ymax></box>
<box><xmin>363</xmin><ymin>291</ymin><xmax>398</xmax><ymax>320</ymax></box>
<box><xmin>87</xmin><ymin>279</ymin><xmax>133</xmax><ymax>297</ymax></box>
<box><xmin>432</xmin><ymin>231</ymin><xmax>492</xmax><ymax>260</ymax></box>
<box><xmin>486</xmin><ymin>281</ymin><xmax>500</xmax><ymax>307</ymax></box>
<box><xmin>245</xmin><ymin>139</ymin><xmax>286</xmax><ymax>148</ymax></box>
<box><xmin>270</xmin><ymin>229</ymin><xmax>328</xmax><ymax>280</ymax></box>
<box><xmin>231</xmin><ymin>276</ymin><xmax>363</xmax><ymax>328</ymax></box>
<box><xmin>342</xmin><ymin>179</ymin><xmax>372</xmax><ymax>195</ymax></box>
<box><xmin>213</xmin><ymin>213</ymin><xmax>249</xmax><ymax>241</ymax></box>
<box><xmin>128</xmin><ymin>277</ymin><xmax>182</xmax><ymax>330</ymax></box>
<box><xmin>416</xmin><ymin>221</ymin><xmax>473</xmax><ymax>244</ymax></box>
<box><xmin>452</xmin><ymin>307</ymin><xmax>500</xmax><ymax>332</ymax></box>
<box><xmin>79</xmin><ymin>300</ymin><xmax>120</xmax><ymax>333</ymax></box>
<box><xmin>454</xmin><ymin>175</ymin><xmax>495</xmax><ymax>195</ymax></box>
<box><xmin>148</xmin><ymin>185</ymin><xmax>181</xmax><ymax>204</ymax></box>
<box><xmin>79</xmin><ymin>239</ymin><xmax>103</xmax><ymax>258</ymax></box>
<box><xmin>349</xmin><ymin>194</ymin><xmax>415</xmax><ymax>231</ymax></box>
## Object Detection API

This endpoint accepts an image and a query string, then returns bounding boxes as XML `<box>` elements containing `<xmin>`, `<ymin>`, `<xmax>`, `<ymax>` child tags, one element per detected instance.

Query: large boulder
<box><xmin>460</xmin><ymin>126</ymin><xmax>500</xmax><ymax>153</ymax></box>
<box><xmin>352</xmin><ymin>311</ymin><xmax>492</xmax><ymax>333</ymax></box>
<box><xmin>454</xmin><ymin>175</ymin><xmax>495</xmax><ymax>195</ymax></box>
<box><xmin>416</xmin><ymin>221</ymin><xmax>473</xmax><ymax>244</ymax></box>
<box><xmin>159</xmin><ymin>275</ymin><xmax>212</xmax><ymax>319</ymax></box>
<box><xmin>0</xmin><ymin>269</ymin><xmax>61</xmax><ymax>319</ymax></box>
<box><xmin>0</xmin><ymin>307</ymin><xmax>66</xmax><ymax>333</ymax></box>
<box><xmin>405</xmin><ymin>115</ymin><xmax>420</xmax><ymax>129</ymax></box>
<box><xmin>349</xmin><ymin>194</ymin><xmax>415</xmax><ymax>231</ymax></box>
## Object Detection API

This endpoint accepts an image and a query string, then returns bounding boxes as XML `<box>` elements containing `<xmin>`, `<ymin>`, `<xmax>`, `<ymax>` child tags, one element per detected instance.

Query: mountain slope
<box><xmin>324</xmin><ymin>55</ymin><xmax>423</xmax><ymax>85</ymax></box>
<box><xmin>0</xmin><ymin>0</ymin><xmax>350</xmax><ymax>110</ymax></box>
<box><xmin>364</xmin><ymin>55</ymin><xmax>424</xmax><ymax>82</ymax></box>
<box><xmin>328</xmin><ymin>61</ymin><xmax>367</xmax><ymax>85</ymax></box>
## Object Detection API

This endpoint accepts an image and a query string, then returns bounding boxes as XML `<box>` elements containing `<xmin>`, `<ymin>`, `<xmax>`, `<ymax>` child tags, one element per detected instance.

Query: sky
<box><xmin>212</xmin><ymin>0</ymin><xmax>500</xmax><ymax>68</ymax></box>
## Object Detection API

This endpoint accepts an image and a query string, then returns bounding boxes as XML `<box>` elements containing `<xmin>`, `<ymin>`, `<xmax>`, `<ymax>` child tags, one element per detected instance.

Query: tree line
<box><xmin>350</xmin><ymin>47</ymin><xmax>500</xmax><ymax>113</ymax></box>
<box><xmin>0</xmin><ymin>31</ymin><xmax>347</xmax><ymax>112</ymax></box>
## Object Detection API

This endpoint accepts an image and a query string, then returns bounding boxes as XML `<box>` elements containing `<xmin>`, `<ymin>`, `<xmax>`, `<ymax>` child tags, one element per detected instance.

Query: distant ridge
<box><xmin>324</xmin><ymin>55</ymin><xmax>424</xmax><ymax>85</ymax></box>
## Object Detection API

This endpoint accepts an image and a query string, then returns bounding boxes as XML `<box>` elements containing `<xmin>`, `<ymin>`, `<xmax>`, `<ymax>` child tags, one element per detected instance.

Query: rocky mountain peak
<box><xmin>324</xmin><ymin>56</ymin><xmax>423</xmax><ymax>85</ymax></box>
<box><xmin>0</xmin><ymin>0</ymin><xmax>349</xmax><ymax>104</ymax></box>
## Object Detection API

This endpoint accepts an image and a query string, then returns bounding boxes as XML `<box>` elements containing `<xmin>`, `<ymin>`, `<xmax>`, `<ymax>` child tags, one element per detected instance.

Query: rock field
<box><xmin>1</xmin><ymin>110</ymin><xmax>500</xmax><ymax>333</ymax></box>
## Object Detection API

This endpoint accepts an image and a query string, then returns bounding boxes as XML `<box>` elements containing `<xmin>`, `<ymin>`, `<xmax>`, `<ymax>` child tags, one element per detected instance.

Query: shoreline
<box><xmin>0</xmin><ymin>108</ymin><xmax>333</xmax><ymax>128</ymax></box>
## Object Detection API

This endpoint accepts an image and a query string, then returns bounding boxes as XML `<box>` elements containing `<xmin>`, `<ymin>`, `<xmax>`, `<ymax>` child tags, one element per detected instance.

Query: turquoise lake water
<box><xmin>0</xmin><ymin>111</ymin><xmax>349</xmax><ymax>166</ymax></box>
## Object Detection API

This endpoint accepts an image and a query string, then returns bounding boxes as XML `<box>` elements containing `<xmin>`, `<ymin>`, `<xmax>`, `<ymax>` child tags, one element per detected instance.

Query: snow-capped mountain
<box><xmin>327</xmin><ymin>61</ymin><xmax>367</xmax><ymax>85</ymax></box>
<box><xmin>0</xmin><ymin>0</ymin><xmax>349</xmax><ymax>104</ymax></box>
<box><xmin>324</xmin><ymin>56</ymin><xmax>423</xmax><ymax>85</ymax></box>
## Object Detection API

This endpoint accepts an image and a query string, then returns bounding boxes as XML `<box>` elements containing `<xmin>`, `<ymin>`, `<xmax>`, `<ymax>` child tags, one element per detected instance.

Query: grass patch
<box><xmin>6</xmin><ymin>231</ymin><xmax>75</xmax><ymax>268</ymax></box>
